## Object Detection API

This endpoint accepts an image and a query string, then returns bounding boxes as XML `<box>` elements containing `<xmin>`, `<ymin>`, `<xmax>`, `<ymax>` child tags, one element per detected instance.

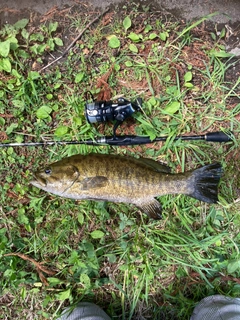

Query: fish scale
<box><xmin>31</xmin><ymin>153</ymin><xmax>223</xmax><ymax>220</ymax></box>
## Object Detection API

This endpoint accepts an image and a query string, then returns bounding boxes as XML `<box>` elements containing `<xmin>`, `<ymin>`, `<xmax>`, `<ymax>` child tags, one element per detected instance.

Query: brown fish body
<box><xmin>31</xmin><ymin>153</ymin><xmax>222</xmax><ymax>219</ymax></box>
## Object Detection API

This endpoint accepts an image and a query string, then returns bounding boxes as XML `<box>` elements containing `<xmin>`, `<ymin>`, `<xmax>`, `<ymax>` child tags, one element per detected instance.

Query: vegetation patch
<box><xmin>0</xmin><ymin>2</ymin><xmax>239</xmax><ymax>319</ymax></box>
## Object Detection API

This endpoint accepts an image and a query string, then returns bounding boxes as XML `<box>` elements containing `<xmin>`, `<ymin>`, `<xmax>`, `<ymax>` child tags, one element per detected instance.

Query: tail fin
<box><xmin>190</xmin><ymin>163</ymin><xmax>222</xmax><ymax>203</ymax></box>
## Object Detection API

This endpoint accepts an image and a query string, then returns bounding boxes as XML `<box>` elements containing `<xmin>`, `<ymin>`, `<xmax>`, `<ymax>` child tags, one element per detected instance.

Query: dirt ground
<box><xmin>1</xmin><ymin>0</ymin><xmax>240</xmax><ymax>23</ymax></box>
<box><xmin>0</xmin><ymin>0</ymin><xmax>239</xmax><ymax>101</ymax></box>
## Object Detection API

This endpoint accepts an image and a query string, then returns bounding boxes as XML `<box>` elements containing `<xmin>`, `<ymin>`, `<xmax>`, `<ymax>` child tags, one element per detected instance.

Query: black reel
<box><xmin>85</xmin><ymin>96</ymin><xmax>142</xmax><ymax>136</ymax></box>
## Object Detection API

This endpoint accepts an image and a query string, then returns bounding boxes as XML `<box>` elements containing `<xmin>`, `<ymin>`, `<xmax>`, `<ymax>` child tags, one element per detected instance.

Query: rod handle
<box><xmin>205</xmin><ymin>131</ymin><xmax>234</xmax><ymax>142</ymax></box>
<box><xmin>101</xmin><ymin>135</ymin><xmax>152</xmax><ymax>145</ymax></box>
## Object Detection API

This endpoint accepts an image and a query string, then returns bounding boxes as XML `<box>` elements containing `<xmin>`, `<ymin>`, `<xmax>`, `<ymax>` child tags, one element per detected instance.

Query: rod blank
<box><xmin>0</xmin><ymin>131</ymin><xmax>233</xmax><ymax>148</ymax></box>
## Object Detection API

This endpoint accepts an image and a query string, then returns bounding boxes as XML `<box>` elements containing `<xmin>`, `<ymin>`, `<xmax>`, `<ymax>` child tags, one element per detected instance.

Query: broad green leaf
<box><xmin>0</xmin><ymin>40</ymin><xmax>10</xmax><ymax>57</ymax></box>
<box><xmin>54</xmin><ymin>126</ymin><xmax>69</xmax><ymax>137</ymax></box>
<box><xmin>30</xmin><ymin>33</ymin><xmax>44</xmax><ymax>42</ymax></box>
<box><xmin>129</xmin><ymin>43</ymin><xmax>138</xmax><ymax>53</ymax></box>
<box><xmin>0</xmin><ymin>117</ymin><xmax>5</xmax><ymax>126</ymax></box>
<box><xmin>12</xmin><ymin>69</ymin><xmax>21</xmax><ymax>79</ymax></box>
<box><xmin>107</xmin><ymin>254</ymin><xmax>117</xmax><ymax>263</ymax></box>
<box><xmin>143</xmin><ymin>125</ymin><xmax>156</xmax><ymax>141</ymax></box>
<box><xmin>227</xmin><ymin>260</ymin><xmax>240</xmax><ymax>274</ymax></box>
<box><xmin>36</xmin><ymin>105</ymin><xmax>52</xmax><ymax>119</ymax></box>
<box><xmin>149</xmin><ymin>33</ymin><xmax>158</xmax><ymax>40</ymax></box>
<box><xmin>114</xmin><ymin>63</ymin><xmax>120</xmax><ymax>71</ymax></box>
<box><xmin>108</xmin><ymin>35</ymin><xmax>120</xmax><ymax>48</ymax></box>
<box><xmin>30</xmin><ymin>44</ymin><xmax>39</xmax><ymax>54</ymax></box>
<box><xmin>125</xmin><ymin>61</ymin><xmax>133</xmax><ymax>67</ymax></box>
<box><xmin>47</xmin><ymin>38</ymin><xmax>55</xmax><ymax>50</ymax></box>
<box><xmin>220</xmin><ymin>27</ymin><xmax>226</xmax><ymax>38</ymax></box>
<box><xmin>0</xmin><ymin>58</ymin><xmax>11</xmax><ymax>72</ymax></box>
<box><xmin>54</xmin><ymin>37</ymin><xmax>63</xmax><ymax>46</ymax></box>
<box><xmin>80</xmin><ymin>274</ymin><xmax>91</xmax><ymax>287</ymax></box>
<box><xmin>128</xmin><ymin>32</ymin><xmax>142</xmax><ymax>42</ymax></box>
<box><xmin>210</xmin><ymin>32</ymin><xmax>217</xmax><ymax>41</ymax></box>
<box><xmin>21</xmin><ymin>29</ymin><xmax>29</xmax><ymax>40</ymax></box>
<box><xmin>123</xmin><ymin>16</ymin><xmax>131</xmax><ymax>31</ymax></box>
<box><xmin>75</xmin><ymin>72</ymin><xmax>85</xmax><ymax>83</ymax></box>
<box><xmin>119</xmin><ymin>264</ymin><xmax>128</xmax><ymax>271</ymax></box>
<box><xmin>47</xmin><ymin>277</ymin><xmax>63</xmax><ymax>285</ymax></box>
<box><xmin>37</xmin><ymin>43</ymin><xmax>47</xmax><ymax>54</ymax></box>
<box><xmin>14</xmin><ymin>18</ymin><xmax>29</xmax><ymax>29</ymax></box>
<box><xmin>184</xmin><ymin>71</ymin><xmax>192</xmax><ymax>82</ymax></box>
<box><xmin>54</xmin><ymin>82</ymin><xmax>61</xmax><ymax>90</ymax></box>
<box><xmin>17</xmin><ymin>208</ymin><xmax>29</xmax><ymax>225</ymax></box>
<box><xmin>28</xmin><ymin>71</ymin><xmax>40</xmax><ymax>80</ymax></box>
<box><xmin>46</xmin><ymin>94</ymin><xmax>53</xmax><ymax>100</ymax></box>
<box><xmin>165</xmin><ymin>75</ymin><xmax>171</xmax><ymax>82</ymax></box>
<box><xmin>73</xmin><ymin>116</ymin><xmax>82</xmax><ymax>126</ymax></box>
<box><xmin>18</xmin><ymin>49</ymin><xmax>30</xmax><ymax>59</ymax></box>
<box><xmin>6</xmin><ymin>123</ymin><xmax>18</xmax><ymax>135</ymax></box>
<box><xmin>163</xmin><ymin>101</ymin><xmax>180</xmax><ymax>115</ymax></box>
<box><xmin>159</xmin><ymin>32</ymin><xmax>167</xmax><ymax>41</ymax></box>
<box><xmin>144</xmin><ymin>24</ymin><xmax>152</xmax><ymax>33</ymax></box>
<box><xmin>49</xmin><ymin>21</ymin><xmax>58</xmax><ymax>33</ymax></box>
<box><xmin>30</xmin><ymin>43</ymin><xmax>46</xmax><ymax>54</ymax></box>
<box><xmin>8</xmin><ymin>36</ymin><xmax>18</xmax><ymax>50</ymax></box>
<box><xmin>184</xmin><ymin>82</ymin><xmax>194</xmax><ymax>88</ymax></box>
<box><xmin>12</xmin><ymin>99</ymin><xmax>25</xmax><ymax>109</ymax></box>
<box><xmin>56</xmin><ymin>288</ymin><xmax>71</xmax><ymax>301</ymax></box>
<box><xmin>147</xmin><ymin>96</ymin><xmax>158</xmax><ymax>107</ymax></box>
<box><xmin>90</xmin><ymin>230</ymin><xmax>105</xmax><ymax>239</ymax></box>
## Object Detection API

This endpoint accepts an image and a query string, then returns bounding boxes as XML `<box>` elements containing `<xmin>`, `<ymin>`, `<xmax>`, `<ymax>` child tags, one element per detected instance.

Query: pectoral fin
<box><xmin>137</xmin><ymin>199</ymin><xmax>162</xmax><ymax>220</ymax></box>
<box><xmin>81</xmin><ymin>176</ymin><xmax>108</xmax><ymax>190</ymax></box>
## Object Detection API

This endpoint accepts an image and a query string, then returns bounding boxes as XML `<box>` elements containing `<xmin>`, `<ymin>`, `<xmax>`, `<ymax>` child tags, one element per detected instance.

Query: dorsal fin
<box><xmin>136</xmin><ymin>157</ymin><xmax>171</xmax><ymax>173</ymax></box>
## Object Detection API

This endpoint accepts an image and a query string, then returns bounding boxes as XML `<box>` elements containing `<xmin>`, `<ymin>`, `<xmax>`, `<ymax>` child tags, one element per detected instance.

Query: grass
<box><xmin>0</xmin><ymin>2</ymin><xmax>240</xmax><ymax>319</ymax></box>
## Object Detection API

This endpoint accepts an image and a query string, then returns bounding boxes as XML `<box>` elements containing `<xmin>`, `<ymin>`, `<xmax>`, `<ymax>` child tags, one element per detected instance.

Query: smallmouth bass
<box><xmin>31</xmin><ymin>153</ymin><xmax>222</xmax><ymax>219</ymax></box>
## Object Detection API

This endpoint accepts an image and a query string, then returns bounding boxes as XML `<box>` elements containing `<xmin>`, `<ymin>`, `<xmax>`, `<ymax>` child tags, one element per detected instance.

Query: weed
<box><xmin>0</xmin><ymin>4</ymin><xmax>239</xmax><ymax>320</ymax></box>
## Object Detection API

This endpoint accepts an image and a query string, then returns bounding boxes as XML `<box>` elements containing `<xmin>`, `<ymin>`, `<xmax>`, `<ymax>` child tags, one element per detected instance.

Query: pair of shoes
<box><xmin>190</xmin><ymin>295</ymin><xmax>240</xmax><ymax>320</ymax></box>
<box><xmin>57</xmin><ymin>302</ymin><xmax>111</xmax><ymax>320</ymax></box>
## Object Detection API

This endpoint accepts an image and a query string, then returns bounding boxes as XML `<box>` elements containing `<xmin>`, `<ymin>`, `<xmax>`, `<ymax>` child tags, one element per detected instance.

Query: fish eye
<box><xmin>44</xmin><ymin>168</ymin><xmax>52</xmax><ymax>175</ymax></box>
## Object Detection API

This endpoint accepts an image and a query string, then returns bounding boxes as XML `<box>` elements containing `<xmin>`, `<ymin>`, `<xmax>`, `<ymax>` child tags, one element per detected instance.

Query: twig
<box><xmin>39</xmin><ymin>7</ymin><xmax>109</xmax><ymax>73</ymax></box>
<box><xmin>4</xmin><ymin>252</ymin><xmax>57</xmax><ymax>286</ymax></box>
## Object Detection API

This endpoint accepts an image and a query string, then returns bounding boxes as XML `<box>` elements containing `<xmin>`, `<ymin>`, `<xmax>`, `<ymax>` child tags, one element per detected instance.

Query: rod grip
<box><xmin>205</xmin><ymin>131</ymin><xmax>234</xmax><ymax>142</ymax></box>
<box><xmin>102</xmin><ymin>135</ymin><xmax>152</xmax><ymax>145</ymax></box>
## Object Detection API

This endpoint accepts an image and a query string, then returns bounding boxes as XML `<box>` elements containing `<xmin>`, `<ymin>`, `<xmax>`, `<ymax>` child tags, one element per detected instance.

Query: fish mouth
<box><xmin>30</xmin><ymin>174</ymin><xmax>47</xmax><ymax>187</ymax></box>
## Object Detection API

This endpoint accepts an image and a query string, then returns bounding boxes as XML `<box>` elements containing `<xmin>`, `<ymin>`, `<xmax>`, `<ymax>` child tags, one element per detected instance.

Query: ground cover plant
<box><xmin>0</xmin><ymin>2</ymin><xmax>240</xmax><ymax>319</ymax></box>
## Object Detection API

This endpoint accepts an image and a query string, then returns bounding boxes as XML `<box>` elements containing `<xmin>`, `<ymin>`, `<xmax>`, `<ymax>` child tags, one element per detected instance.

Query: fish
<box><xmin>31</xmin><ymin>153</ymin><xmax>223</xmax><ymax>220</ymax></box>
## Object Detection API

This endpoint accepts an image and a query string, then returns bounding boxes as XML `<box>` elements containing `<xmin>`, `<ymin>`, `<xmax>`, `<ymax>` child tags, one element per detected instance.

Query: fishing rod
<box><xmin>0</xmin><ymin>131</ymin><xmax>233</xmax><ymax>148</ymax></box>
<box><xmin>0</xmin><ymin>97</ymin><xmax>234</xmax><ymax>147</ymax></box>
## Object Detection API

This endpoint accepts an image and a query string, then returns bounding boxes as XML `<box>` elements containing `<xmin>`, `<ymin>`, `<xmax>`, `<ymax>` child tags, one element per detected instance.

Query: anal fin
<box><xmin>138</xmin><ymin>199</ymin><xmax>162</xmax><ymax>220</ymax></box>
